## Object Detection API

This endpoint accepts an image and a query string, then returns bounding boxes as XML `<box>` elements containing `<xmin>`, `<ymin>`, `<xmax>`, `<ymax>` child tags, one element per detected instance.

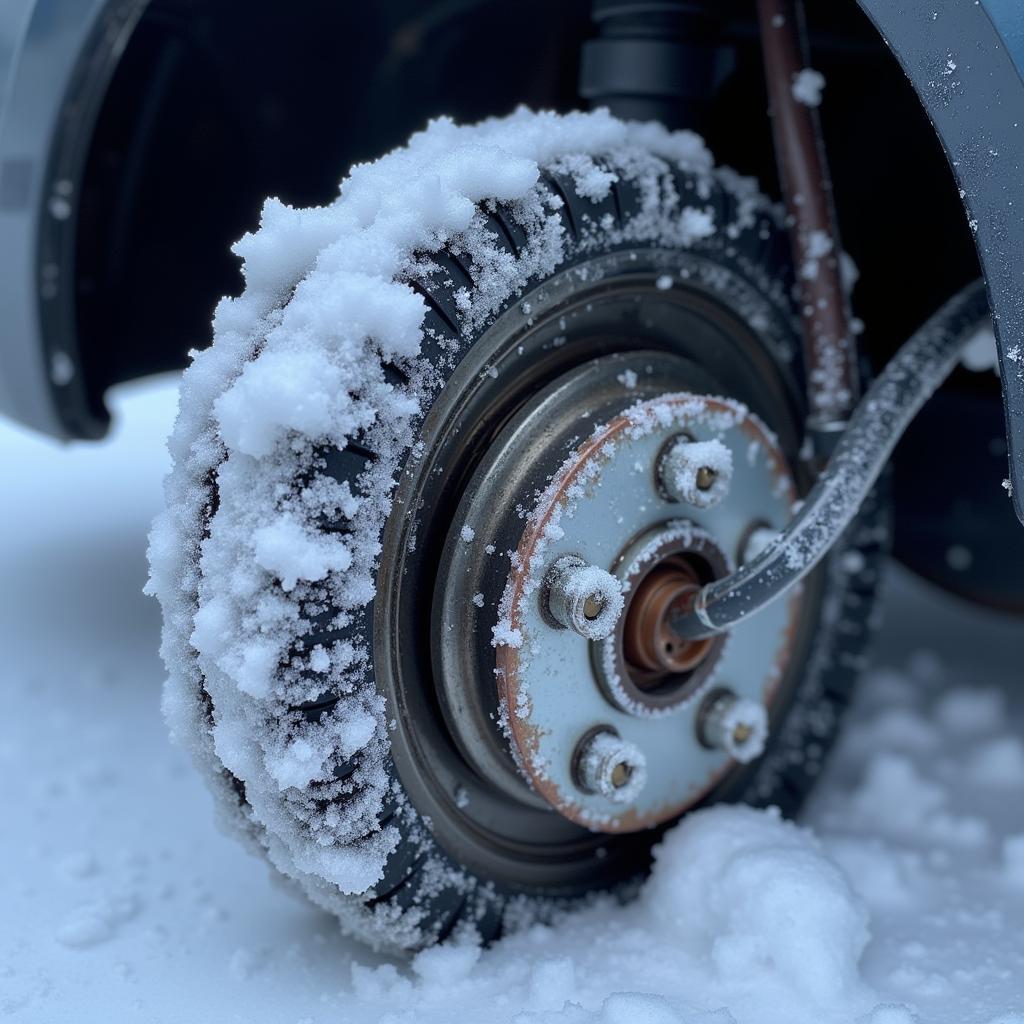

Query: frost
<box><xmin>266</xmin><ymin>735</ymin><xmax>331</xmax><ymax>791</ymax></box>
<box><xmin>679</xmin><ymin>206</ymin><xmax>716</xmax><ymax>242</ymax></box>
<box><xmin>252</xmin><ymin>515</ymin><xmax>352</xmax><ymax>591</ymax></box>
<box><xmin>549</xmin><ymin>152</ymin><xmax>618</xmax><ymax>202</ymax></box>
<box><xmin>801</xmin><ymin>228</ymin><xmax>834</xmax><ymax>281</ymax></box>
<box><xmin>576</xmin><ymin>730</ymin><xmax>647</xmax><ymax>803</ymax></box>
<box><xmin>491</xmin><ymin>618</ymin><xmax>523</xmax><ymax>649</ymax></box>
<box><xmin>309</xmin><ymin>645</ymin><xmax>331</xmax><ymax>673</ymax></box>
<box><xmin>714</xmin><ymin>696</ymin><xmax>768</xmax><ymax>763</ymax></box>
<box><xmin>663</xmin><ymin>437</ymin><xmax>734</xmax><ymax>508</ymax></box>
<box><xmin>547</xmin><ymin>557</ymin><xmax>625</xmax><ymax>642</ymax></box>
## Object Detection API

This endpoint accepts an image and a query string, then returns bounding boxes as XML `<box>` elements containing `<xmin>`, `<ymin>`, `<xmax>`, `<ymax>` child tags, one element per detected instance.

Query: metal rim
<box><xmin>374</xmin><ymin>246</ymin><xmax>819</xmax><ymax>892</ymax></box>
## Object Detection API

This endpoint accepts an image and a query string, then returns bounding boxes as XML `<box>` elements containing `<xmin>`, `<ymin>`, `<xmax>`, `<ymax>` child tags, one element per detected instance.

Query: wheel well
<box><xmin>70</xmin><ymin>0</ymin><xmax>981</xmax><ymax>422</ymax></box>
<box><xmin>72</xmin><ymin>0</ymin><xmax>592</xmax><ymax>424</ymax></box>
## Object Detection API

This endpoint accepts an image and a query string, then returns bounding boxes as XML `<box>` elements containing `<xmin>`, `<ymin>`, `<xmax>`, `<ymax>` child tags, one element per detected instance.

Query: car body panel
<box><xmin>0</xmin><ymin>1</ymin><xmax>109</xmax><ymax>439</ymax></box>
<box><xmin>858</xmin><ymin>0</ymin><xmax>1024</xmax><ymax>524</ymax></box>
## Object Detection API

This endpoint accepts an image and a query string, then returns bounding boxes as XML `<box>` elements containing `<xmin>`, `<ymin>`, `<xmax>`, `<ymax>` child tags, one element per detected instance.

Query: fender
<box><xmin>858</xmin><ymin>0</ymin><xmax>1024</xmax><ymax>524</ymax></box>
<box><xmin>0</xmin><ymin>0</ymin><xmax>143</xmax><ymax>441</ymax></box>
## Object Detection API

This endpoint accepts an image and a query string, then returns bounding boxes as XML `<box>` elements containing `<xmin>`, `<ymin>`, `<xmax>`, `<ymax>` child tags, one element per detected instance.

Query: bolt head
<box><xmin>574</xmin><ymin>729</ymin><xmax>647</xmax><ymax>804</ymax></box>
<box><xmin>731</xmin><ymin>722</ymin><xmax>753</xmax><ymax>746</ymax></box>
<box><xmin>659</xmin><ymin>436</ymin><xmax>734</xmax><ymax>509</ymax></box>
<box><xmin>545</xmin><ymin>557</ymin><xmax>623</xmax><ymax>640</ymax></box>
<box><xmin>698</xmin><ymin>689</ymin><xmax>768</xmax><ymax>764</ymax></box>
<box><xmin>695</xmin><ymin>466</ymin><xmax>717</xmax><ymax>491</ymax></box>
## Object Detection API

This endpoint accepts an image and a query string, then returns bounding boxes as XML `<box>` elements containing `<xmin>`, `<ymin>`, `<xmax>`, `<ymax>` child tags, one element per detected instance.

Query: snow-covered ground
<box><xmin>2</xmin><ymin>376</ymin><xmax>1023</xmax><ymax>1024</ymax></box>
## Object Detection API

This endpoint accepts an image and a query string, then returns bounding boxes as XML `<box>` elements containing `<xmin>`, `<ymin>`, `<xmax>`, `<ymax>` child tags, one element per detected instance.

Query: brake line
<box><xmin>670</xmin><ymin>279</ymin><xmax>989</xmax><ymax>640</ymax></box>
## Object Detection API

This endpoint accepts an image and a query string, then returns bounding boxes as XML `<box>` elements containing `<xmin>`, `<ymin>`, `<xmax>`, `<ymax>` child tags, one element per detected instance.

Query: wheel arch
<box><xmin>2</xmin><ymin>0</ymin><xmax>1022</xmax><ymax>520</ymax></box>
<box><xmin>857</xmin><ymin>0</ymin><xmax>1024</xmax><ymax>525</ymax></box>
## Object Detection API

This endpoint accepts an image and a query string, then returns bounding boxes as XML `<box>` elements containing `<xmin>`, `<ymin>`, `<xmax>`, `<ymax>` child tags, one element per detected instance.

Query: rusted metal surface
<box><xmin>494</xmin><ymin>393</ymin><xmax>804</xmax><ymax>833</ymax></box>
<box><xmin>623</xmin><ymin>557</ymin><xmax>711</xmax><ymax>677</ymax></box>
<box><xmin>609</xmin><ymin>531</ymin><xmax>729</xmax><ymax>713</ymax></box>
<box><xmin>758</xmin><ymin>0</ymin><xmax>860</xmax><ymax>440</ymax></box>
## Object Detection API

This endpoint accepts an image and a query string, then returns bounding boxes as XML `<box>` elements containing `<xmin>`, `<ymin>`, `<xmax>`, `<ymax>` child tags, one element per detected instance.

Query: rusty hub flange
<box><xmin>486</xmin><ymin>382</ymin><xmax>802</xmax><ymax>832</ymax></box>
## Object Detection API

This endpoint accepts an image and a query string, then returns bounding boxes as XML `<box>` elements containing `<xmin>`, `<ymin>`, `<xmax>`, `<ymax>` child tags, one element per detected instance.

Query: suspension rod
<box><xmin>758</xmin><ymin>0</ymin><xmax>860</xmax><ymax>445</ymax></box>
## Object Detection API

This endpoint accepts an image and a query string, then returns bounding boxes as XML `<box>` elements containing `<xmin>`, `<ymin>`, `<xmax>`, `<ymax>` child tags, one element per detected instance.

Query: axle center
<box><xmin>622</xmin><ymin>555</ymin><xmax>715</xmax><ymax>679</ymax></box>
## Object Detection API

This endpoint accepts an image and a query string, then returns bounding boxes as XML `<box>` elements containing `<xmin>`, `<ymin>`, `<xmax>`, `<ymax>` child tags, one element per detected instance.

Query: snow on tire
<box><xmin>147</xmin><ymin>109</ymin><xmax>885</xmax><ymax>951</ymax></box>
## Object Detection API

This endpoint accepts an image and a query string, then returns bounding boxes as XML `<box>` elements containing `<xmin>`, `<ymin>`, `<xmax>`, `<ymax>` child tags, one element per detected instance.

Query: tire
<box><xmin>149</xmin><ymin>111</ymin><xmax>886</xmax><ymax>952</ymax></box>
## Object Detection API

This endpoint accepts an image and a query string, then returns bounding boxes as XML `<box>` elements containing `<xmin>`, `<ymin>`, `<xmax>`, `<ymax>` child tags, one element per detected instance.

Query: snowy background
<box><xmin>2</xmin><ymin>375</ymin><xmax>1024</xmax><ymax>1024</ymax></box>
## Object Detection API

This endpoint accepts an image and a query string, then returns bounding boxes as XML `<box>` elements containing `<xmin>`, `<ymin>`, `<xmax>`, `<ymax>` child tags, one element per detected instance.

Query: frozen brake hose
<box><xmin>670</xmin><ymin>279</ymin><xmax>992</xmax><ymax>641</ymax></box>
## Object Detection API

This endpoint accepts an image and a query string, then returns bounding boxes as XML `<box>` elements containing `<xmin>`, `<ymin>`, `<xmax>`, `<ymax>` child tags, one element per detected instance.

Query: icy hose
<box><xmin>671</xmin><ymin>278</ymin><xmax>989</xmax><ymax>640</ymax></box>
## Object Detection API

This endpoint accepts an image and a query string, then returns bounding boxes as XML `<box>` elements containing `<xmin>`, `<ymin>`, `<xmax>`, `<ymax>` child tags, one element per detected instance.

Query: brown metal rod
<box><xmin>757</xmin><ymin>0</ymin><xmax>860</xmax><ymax>444</ymax></box>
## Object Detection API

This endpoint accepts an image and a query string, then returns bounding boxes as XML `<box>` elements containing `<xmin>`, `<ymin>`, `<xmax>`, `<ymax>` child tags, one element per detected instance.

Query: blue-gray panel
<box><xmin>858</xmin><ymin>0</ymin><xmax>1024</xmax><ymax>525</ymax></box>
<box><xmin>983</xmin><ymin>0</ymin><xmax>1024</xmax><ymax>68</ymax></box>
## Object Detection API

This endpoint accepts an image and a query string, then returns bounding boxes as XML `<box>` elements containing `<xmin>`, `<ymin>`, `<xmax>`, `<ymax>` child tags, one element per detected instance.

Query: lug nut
<box><xmin>698</xmin><ymin>689</ymin><xmax>768</xmax><ymax>764</ymax></box>
<box><xmin>573</xmin><ymin>728</ymin><xmax>647</xmax><ymax>803</ymax></box>
<box><xmin>659</xmin><ymin>436</ymin><xmax>734</xmax><ymax>509</ymax></box>
<box><xmin>545</xmin><ymin>556</ymin><xmax>624</xmax><ymax>641</ymax></box>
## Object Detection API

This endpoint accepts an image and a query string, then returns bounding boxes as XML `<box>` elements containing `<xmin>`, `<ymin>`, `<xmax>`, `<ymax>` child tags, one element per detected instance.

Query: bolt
<box><xmin>545</xmin><ymin>556</ymin><xmax>624</xmax><ymax>641</ymax></box>
<box><xmin>695</xmin><ymin>466</ymin><xmax>718</xmax><ymax>491</ymax></box>
<box><xmin>573</xmin><ymin>728</ymin><xmax>647</xmax><ymax>803</ymax></box>
<box><xmin>659</xmin><ymin>435</ymin><xmax>734</xmax><ymax>509</ymax></box>
<box><xmin>697</xmin><ymin>689</ymin><xmax>769</xmax><ymax>764</ymax></box>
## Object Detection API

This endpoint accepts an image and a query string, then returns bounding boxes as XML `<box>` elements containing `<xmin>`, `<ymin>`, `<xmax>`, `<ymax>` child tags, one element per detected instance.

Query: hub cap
<box><xmin>378</xmin><ymin>252</ymin><xmax>820</xmax><ymax>889</ymax></box>
<box><xmin>439</xmin><ymin>355</ymin><xmax>803</xmax><ymax>833</ymax></box>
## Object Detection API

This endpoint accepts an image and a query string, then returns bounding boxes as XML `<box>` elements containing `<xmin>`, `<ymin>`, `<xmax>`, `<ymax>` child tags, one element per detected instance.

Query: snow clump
<box><xmin>643</xmin><ymin>805</ymin><xmax>870</xmax><ymax>1004</ymax></box>
<box><xmin>791</xmin><ymin>68</ymin><xmax>826</xmax><ymax>107</ymax></box>
<box><xmin>350</xmin><ymin>805</ymin><xmax>874</xmax><ymax>1021</ymax></box>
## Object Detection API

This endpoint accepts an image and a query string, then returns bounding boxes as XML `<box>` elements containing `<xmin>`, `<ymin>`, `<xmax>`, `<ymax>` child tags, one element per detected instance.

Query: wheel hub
<box><xmin>606</xmin><ymin>524</ymin><xmax>729</xmax><ymax>712</ymax></box>
<box><xmin>438</xmin><ymin>353</ymin><xmax>803</xmax><ymax>833</ymax></box>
